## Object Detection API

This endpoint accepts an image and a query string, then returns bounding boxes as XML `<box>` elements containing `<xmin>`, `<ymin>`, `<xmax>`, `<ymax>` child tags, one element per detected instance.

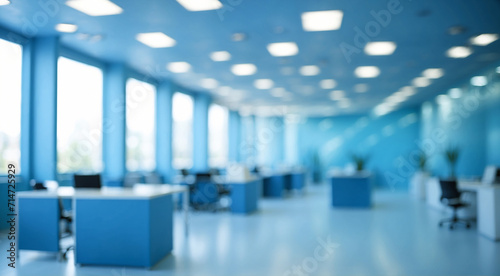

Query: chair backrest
<box><xmin>144</xmin><ymin>172</ymin><xmax>163</xmax><ymax>184</ymax></box>
<box><xmin>195</xmin><ymin>172</ymin><xmax>212</xmax><ymax>183</ymax></box>
<box><xmin>123</xmin><ymin>172</ymin><xmax>144</xmax><ymax>187</ymax></box>
<box><xmin>439</xmin><ymin>179</ymin><xmax>461</xmax><ymax>200</ymax></box>
<box><xmin>180</xmin><ymin>169</ymin><xmax>190</xmax><ymax>177</ymax></box>
<box><xmin>74</xmin><ymin>174</ymin><xmax>102</xmax><ymax>189</ymax></box>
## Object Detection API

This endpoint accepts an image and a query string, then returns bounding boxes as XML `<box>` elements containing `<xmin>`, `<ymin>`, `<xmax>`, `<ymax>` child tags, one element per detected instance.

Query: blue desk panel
<box><xmin>263</xmin><ymin>175</ymin><xmax>285</xmax><ymax>198</ymax></box>
<box><xmin>75</xmin><ymin>195</ymin><xmax>173</xmax><ymax>268</ymax></box>
<box><xmin>18</xmin><ymin>197</ymin><xmax>60</xmax><ymax>252</ymax></box>
<box><xmin>230</xmin><ymin>179</ymin><xmax>260</xmax><ymax>214</ymax></box>
<box><xmin>291</xmin><ymin>172</ymin><xmax>306</xmax><ymax>190</ymax></box>
<box><xmin>330</xmin><ymin>176</ymin><xmax>372</xmax><ymax>208</ymax></box>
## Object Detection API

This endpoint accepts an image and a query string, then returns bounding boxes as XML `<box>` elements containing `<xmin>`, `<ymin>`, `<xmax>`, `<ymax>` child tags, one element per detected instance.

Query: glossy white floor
<box><xmin>1</xmin><ymin>184</ymin><xmax>500</xmax><ymax>276</ymax></box>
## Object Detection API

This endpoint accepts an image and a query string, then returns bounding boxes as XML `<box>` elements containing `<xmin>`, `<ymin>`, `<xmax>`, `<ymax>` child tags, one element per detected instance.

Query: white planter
<box><xmin>410</xmin><ymin>171</ymin><xmax>429</xmax><ymax>200</ymax></box>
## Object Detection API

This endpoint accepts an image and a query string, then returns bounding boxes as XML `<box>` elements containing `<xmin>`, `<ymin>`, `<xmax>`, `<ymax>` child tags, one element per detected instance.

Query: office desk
<box><xmin>458</xmin><ymin>181</ymin><xmax>500</xmax><ymax>241</ymax></box>
<box><xmin>329</xmin><ymin>173</ymin><xmax>372</xmax><ymax>208</ymax></box>
<box><xmin>17</xmin><ymin>184</ymin><xmax>189</xmax><ymax>268</ymax></box>
<box><xmin>283</xmin><ymin>170</ymin><xmax>307</xmax><ymax>192</ymax></box>
<box><xmin>425</xmin><ymin>178</ymin><xmax>500</xmax><ymax>241</ymax></box>
<box><xmin>425</xmin><ymin>178</ymin><xmax>478</xmax><ymax>217</ymax></box>
<box><xmin>219</xmin><ymin>177</ymin><xmax>261</xmax><ymax>214</ymax></box>
<box><xmin>261</xmin><ymin>173</ymin><xmax>285</xmax><ymax>198</ymax></box>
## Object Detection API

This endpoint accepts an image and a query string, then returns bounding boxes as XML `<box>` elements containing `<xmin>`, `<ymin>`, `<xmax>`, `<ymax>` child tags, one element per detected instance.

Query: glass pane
<box><xmin>208</xmin><ymin>104</ymin><xmax>228</xmax><ymax>168</ymax></box>
<box><xmin>126</xmin><ymin>78</ymin><xmax>156</xmax><ymax>172</ymax></box>
<box><xmin>57</xmin><ymin>57</ymin><xmax>103</xmax><ymax>173</ymax></box>
<box><xmin>0</xmin><ymin>39</ymin><xmax>22</xmax><ymax>170</ymax></box>
<box><xmin>172</xmin><ymin>92</ymin><xmax>193</xmax><ymax>169</ymax></box>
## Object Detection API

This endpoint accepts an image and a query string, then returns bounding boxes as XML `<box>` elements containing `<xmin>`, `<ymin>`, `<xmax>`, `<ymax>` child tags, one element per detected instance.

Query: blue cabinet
<box><xmin>330</xmin><ymin>175</ymin><xmax>372</xmax><ymax>208</ymax></box>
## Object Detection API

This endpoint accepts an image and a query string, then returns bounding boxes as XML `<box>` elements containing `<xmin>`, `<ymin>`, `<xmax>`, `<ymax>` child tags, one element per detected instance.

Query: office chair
<box><xmin>438</xmin><ymin>179</ymin><xmax>472</xmax><ymax>230</ymax></box>
<box><xmin>144</xmin><ymin>172</ymin><xmax>164</xmax><ymax>184</ymax></box>
<box><xmin>180</xmin><ymin>169</ymin><xmax>190</xmax><ymax>177</ymax></box>
<box><xmin>74</xmin><ymin>174</ymin><xmax>102</xmax><ymax>188</ymax></box>
<box><xmin>189</xmin><ymin>172</ymin><xmax>229</xmax><ymax>212</ymax></box>
<box><xmin>123</xmin><ymin>172</ymin><xmax>144</xmax><ymax>187</ymax></box>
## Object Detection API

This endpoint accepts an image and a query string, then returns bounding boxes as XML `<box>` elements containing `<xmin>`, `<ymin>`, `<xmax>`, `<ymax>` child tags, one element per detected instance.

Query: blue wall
<box><xmin>297</xmin><ymin>108</ymin><xmax>421</xmax><ymax>189</ymax></box>
<box><xmin>420</xmin><ymin>63</ymin><xmax>500</xmax><ymax>179</ymax></box>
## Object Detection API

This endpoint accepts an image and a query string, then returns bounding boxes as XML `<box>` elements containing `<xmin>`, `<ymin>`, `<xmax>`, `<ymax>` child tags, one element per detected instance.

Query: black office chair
<box><xmin>438</xmin><ymin>179</ymin><xmax>472</xmax><ymax>230</ymax></box>
<box><xmin>74</xmin><ymin>174</ymin><xmax>102</xmax><ymax>188</ymax></box>
<box><xmin>188</xmin><ymin>172</ymin><xmax>230</xmax><ymax>212</ymax></box>
<box><xmin>180</xmin><ymin>169</ymin><xmax>190</xmax><ymax>177</ymax></box>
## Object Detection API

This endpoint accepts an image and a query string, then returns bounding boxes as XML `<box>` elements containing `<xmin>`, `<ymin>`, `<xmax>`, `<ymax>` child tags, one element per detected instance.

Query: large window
<box><xmin>0</xmin><ymin>39</ymin><xmax>22</xmax><ymax>170</ymax></box>
<box><xmin>208</xmin><ymin>104</ymin><xmax>228</xmax><ymax>168</ymax></box>
<box><xmin>57</xmin><ymin>57</ymin><xmax>103</xmax><ymax>173</ymax></box>
<box><xmin>172</xmin><ymin>92</ymin><xmax>194</xmax><ymax>169</ymax></box>
<box><xmin>126</xmin><ymin>78</ymin><xmax>156</xmax><ymax>171</ymax></box>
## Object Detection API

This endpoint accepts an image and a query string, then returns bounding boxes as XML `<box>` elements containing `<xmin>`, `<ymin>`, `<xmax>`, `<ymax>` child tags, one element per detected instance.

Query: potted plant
<box><xmin>351</xmin><ymin>153</ymin><xmax>369</xmax><ymax>173</ymax></box>
<box><xmin>410</xmin><ymin>152</ymin><xmax>429</xmax><ymax>200</ymax></box>
<box><xmin>311</xmin><ymin>150</ymin><xmax>322</xmax><ymax>184</ymax></box>
<box><xmin>444</xmin><ymin>146</ymin><xmax>460</xmax><ymax>179</ymax></box>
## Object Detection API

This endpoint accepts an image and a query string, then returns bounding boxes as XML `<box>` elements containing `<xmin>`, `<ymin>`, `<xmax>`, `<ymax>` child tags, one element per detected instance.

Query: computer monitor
<box><xmin>74</xmin><ymin>174</ymin><xmax>102</xmax><ymax>189</ymax></box>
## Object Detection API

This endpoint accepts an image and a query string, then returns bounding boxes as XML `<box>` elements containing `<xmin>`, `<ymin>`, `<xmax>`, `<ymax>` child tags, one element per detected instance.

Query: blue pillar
<box><xmin>103</xmin><ymin>63</ymin><xmax>127</xmax><ymax>182</ymax></box>
<box><xmin>29</xmin><ymin>36</ymin><xmax>59</xmax><ymax>181</ymax></box>
<box><xmin>156</xmin><ymin>81</ymin><xmax>173</xmax><ymax>181</ymax></box>
<box><xmin>228</xmin><ymin>111</ymin><xmax>241</xmax><ymax>163</ymax></box>
<box><xmin>193</xmin><ymin>93</ymin><xmax>210</xmax><ymax>171</ymax></box>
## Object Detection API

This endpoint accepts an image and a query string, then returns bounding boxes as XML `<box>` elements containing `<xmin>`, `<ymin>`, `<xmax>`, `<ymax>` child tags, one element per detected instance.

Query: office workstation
<box><xmin>1</xmin><ymin>0</ymin><xmax>500</xmax><ymax>275</ymax></box>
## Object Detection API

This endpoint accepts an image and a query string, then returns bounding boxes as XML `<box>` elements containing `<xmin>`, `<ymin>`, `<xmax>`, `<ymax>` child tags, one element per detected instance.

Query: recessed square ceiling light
<box><xmin>354</xmin><ymin>66</ymin><xmax>380</xmax><ymax>78</ymax></box>
<box><xmin>300</xmin><ymin>65</ymin><xmax>320</xmax><ymax>76</ymax></box>
<box><xmin>374</xmin><ymin>105</ymin><xmax>391</xmax><ymax>117</ymax></box>
<box><xmin>0</xmin><ymin>0</ymin><xmax>11</xmax><ymax>6</ymax></box>
<box><xmin>319</xmin><ymin>79</ymin><xmax>337</xmax><ymax>89</ymax></box>
<box><xmin>201</xmin><ymin>78</ymin><xmax>218</xmax><ymax>89</ymax></box>
<box><xmin>364</xmin><ymin>42</ymin><xmax>397</xmax><ymax>55</ymax></box>
<box><xmin>301</xmin><ymin>10</ymin><xmax>343</xmax><ymax>31</ymax></box>
<box><xmin>254</xmin><ymin>79</ymin><xmax>274</xmax><ymax>90</ymax></box>
<box><xmin>55</xmin><ymin>23</ymin><xmax>78</xmax><ymax>33</ymax></box>
<box><xmin>176</xmin><ymin>0</ymin><xmax>222</xmax><ymax>11</ymax></box>
<box><xmin>329</xmin><ymin>90</ymin><xmax>345</xmax><ymax>100</ymax></box>
<box><xmin>216</xmin><ymin>86</ymin><xmax>232</xmax><ymax>96</ymax></box>
<box><xmin>267</xmin><ymin>42</ymin><xmax>299</xmax><ymax>57</ymax></box>
<box><xmin>270</xmin><ymin>87</ymin><xmax>287</xmax><ymax>97</ymax></box>
<box><xmin>446</xmin><ymin>46</ymin><xmax>472</xmax><ymax>58</ymax></box>
<box><xmin>280</xmin><ymin>67</ymin><xmax>294</xmax><ymax>76</ymax></box>
<box><xmin>470</xmin><ymin>33</ymin><xmax>499</xmax><ymax>46</ymax></box>
<box><xmin>448</xmin><ymin>88</ymin><xmax>462</xmax><ymax>99</ymax></box>
<box><xmin>338</xmin><ymin>99</ymin><xmax>351</xmax><ymax>108</ymax></box>
<box><xmin>354</xmin><ymin>84</ymin><xmax>369</xmax><ymax>93</ymax></box>
<box><xmin>412</xmin><ymin>77</ymin><xmax>431</xmax><ymax>87</ymax></box>
<box><xmin>400</xmin><ymin>86</ymin><xmax>416</xmax><ymax>97</ymax></box>
<box><xmin>66</xmin><ymin>0</ymin><xmax>123</xmax><ymax>16</ymax></box>
<box><xmin>210</xmin><ymin>51</ymin><xmax>231</xmax><ymax>61</ymax></box>
<box><xmin>422</xmin><ymin>68</ymin><xmax>444</xmax><ymax>79</ymax></box>
<box><xmin>231</xmin><ymin>64</ymin><xmax>257</xmax><ymax>76</ymax></box>
<box><xmin>167</xmin><ymin>62</ymin><xmax>191</xmax><ymax>73</ymax></box>
<box><xmin>470</xmin><ymin>76</ymin><xmax>487</xmax><ymax>86</ymax></box>
<box><xmin>436</xmin><ymin>94</ymin><xmax>450</xmax><ymax>105</ymax></box>
<box><xmin>136</xmin><ymin>32</ymin><xmax>176</xmax><ymax>48</ymax></box>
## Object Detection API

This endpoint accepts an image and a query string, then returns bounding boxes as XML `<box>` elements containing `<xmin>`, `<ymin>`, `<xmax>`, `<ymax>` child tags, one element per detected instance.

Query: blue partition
<box><xmin>330</xmin><ymin>176</ymin><xmax>372</xmax><ymax>208</ymax></box>
<box><xmin>230</xmin><ymin>179</ymin><xmax>260</xmax><ymax>214</ymax></box>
